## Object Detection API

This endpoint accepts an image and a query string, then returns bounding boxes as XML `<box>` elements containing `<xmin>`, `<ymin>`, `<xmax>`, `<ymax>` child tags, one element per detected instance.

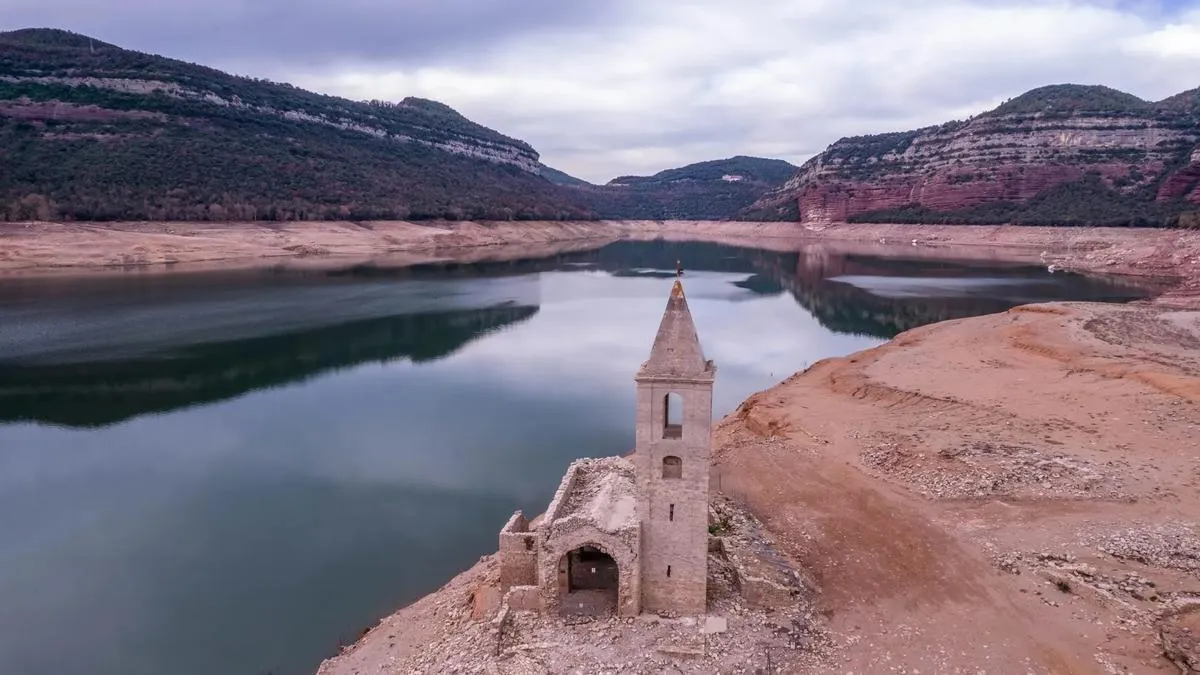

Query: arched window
<box><xmin>663</xmin><ymin>392</ymin><xmax>683</xmax><ymax>439</ymax></box>
<box><xmin>662</xmin><ymin>455</ymin><xmax>683</xmax><ymax>479</ymax></box>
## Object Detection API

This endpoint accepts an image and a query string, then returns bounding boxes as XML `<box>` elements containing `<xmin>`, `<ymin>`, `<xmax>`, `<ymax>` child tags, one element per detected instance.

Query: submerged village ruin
<box><xmin>498</xmin><ymin>276</ymin><xmax>716</xmax><ymax>618</ymax></box>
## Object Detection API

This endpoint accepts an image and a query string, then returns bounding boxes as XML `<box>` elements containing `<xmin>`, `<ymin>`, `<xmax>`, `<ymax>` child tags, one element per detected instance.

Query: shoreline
<box><xmin>3</xmin><ymin>221</ymin><xmax>1199</xmax><ymax>313</ymax></box>
<box><xmin>1</xmin><ymin>219</ymin><xmax>1197</xmax><ymax>287</ymax></box>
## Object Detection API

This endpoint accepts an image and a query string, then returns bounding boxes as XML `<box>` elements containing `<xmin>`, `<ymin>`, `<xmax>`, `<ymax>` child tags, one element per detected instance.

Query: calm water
<box><xmin>0</xmin><ymin>241</ymin><xmax>1149</xmax><ymax>675</ymax></box>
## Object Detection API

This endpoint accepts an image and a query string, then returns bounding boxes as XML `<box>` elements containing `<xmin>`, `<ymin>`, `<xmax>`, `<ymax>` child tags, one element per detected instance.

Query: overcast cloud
<box><xmin>3</xmin><ymin>0</ymin><xmax>1200</xmax><ymax>182</ymax></box>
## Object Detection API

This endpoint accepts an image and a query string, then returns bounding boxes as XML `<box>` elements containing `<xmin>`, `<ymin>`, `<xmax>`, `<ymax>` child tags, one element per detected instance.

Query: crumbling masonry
<box><xmin>498</xmin><ymin>277</ymin><xmax>716</xmax><ymax>617</ymax></box>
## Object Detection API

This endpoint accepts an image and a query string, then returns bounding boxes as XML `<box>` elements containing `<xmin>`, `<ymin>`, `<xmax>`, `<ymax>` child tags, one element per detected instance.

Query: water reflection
<box><xmin>0</xmin><ymin>305</ymin><xmax>537</xmax><ymax>427</ymax></box>
<box><xmin>0</xmin><ymin>241</ymin><xmax>1149</xmax><ymax>429</ymax></box>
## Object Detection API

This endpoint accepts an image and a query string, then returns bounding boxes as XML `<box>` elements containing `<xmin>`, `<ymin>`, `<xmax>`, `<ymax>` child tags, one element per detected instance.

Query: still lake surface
<box><xmin>0</xmin><ymin>240</ymin><xmax>1150</xmax><ymax>675</ymax></box>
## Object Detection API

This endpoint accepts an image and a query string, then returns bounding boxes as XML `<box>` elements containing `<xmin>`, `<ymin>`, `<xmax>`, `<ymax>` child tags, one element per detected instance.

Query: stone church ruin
<box><xmin>498</xmin><ymin>277</ymin><xmax>716</xmax><ymax>617</ymax></box>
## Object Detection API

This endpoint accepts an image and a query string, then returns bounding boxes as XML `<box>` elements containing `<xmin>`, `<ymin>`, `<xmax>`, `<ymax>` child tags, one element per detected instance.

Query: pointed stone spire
<box><xmin>638</xmin><ymin>278</ymin><xmax>713</xmax><ymax>380</ymax></box>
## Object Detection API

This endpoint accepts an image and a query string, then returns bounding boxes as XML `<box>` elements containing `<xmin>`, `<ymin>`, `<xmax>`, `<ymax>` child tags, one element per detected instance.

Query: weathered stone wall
<box><xmin>541</xmin><ymin>462</ymin><xmax>581</xmax><ymax>526</ymax></box>
<box><xmin>635</xmin><ymin>374</ymin><xmax>714</xmax><ymax>615</ymax></box>
<box><xmin>498</xmin><ymin>511</ymin><xmax>538</xmax><ymax>590</ymax></box>
<box><xmin>503</xmin><ymin>585</ymin><xmax>543</xmax><ymax>613</ymax></box>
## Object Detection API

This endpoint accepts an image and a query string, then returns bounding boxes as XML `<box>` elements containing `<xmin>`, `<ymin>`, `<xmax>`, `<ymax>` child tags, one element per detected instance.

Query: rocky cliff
<box><xmin>749</xmin><ymin>85</ymin><xmax>1200</xmax><ymax>227</ymax></box>
<box><xmin>0</xmin><ymin>28</ymin><xmax>593</xmax><ymax>221</ymax></box>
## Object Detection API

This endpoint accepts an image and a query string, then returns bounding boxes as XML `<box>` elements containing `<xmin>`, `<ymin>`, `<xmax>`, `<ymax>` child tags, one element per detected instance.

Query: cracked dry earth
<box><xmin>318</xmin><ymin>298</ymin><xmax>1199</xmax><ymax>674</ymax></box>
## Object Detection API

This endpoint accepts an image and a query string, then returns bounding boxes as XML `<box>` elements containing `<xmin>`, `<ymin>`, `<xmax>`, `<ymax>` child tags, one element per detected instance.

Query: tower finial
<box><xmin>640</xmin><ymin>274</ymin><xmax>708</xmax><ymax>378</ymax></box>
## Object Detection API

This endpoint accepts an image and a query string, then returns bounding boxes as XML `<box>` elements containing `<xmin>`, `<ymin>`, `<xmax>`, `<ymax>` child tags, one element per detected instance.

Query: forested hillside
<box><xmin>573</xmin><ymin>156</ymin><xmax>797</xmax><ymax>220</ymax></box>
<box><xmin>0</xmin><ymin>28</ymin><xmax>594</xmax><ymax>221</ymax></box>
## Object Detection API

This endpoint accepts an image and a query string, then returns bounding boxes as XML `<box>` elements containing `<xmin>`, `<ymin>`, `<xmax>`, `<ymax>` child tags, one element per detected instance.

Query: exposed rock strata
<box><xmin>0</xmin><ymin>75</ymin><xmax>540</xmax><ymax>171</ymax></box>
<box><xmin>752</xmin><ymin>84</ymin><xmax>1200</xmax><ymax>225</ymax></box>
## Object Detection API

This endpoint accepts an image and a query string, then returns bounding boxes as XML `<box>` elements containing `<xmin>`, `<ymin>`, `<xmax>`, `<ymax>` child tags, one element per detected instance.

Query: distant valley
<box><xmin>555</xmin><ymin>156</ymin><xmax>799</xmax><ymax>220</ymax></box>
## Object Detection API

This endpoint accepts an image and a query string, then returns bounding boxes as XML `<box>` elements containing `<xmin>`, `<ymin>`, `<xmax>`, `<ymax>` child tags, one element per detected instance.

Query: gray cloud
<box><xmin>0</xmin><ymin>0</ymin><xmax>628</xmax><ymax>69</ymax></box>
<box><xmin>4</xmin><ymin>0</ymin><xmax>1200</xmax><ymax>183</ymax></box>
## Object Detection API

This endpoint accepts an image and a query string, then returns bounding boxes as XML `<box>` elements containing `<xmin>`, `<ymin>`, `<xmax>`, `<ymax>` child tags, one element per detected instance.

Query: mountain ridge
<box><xmin>747</xmin><ymin>83</ymin><xmax>1200</xmax><ymax>227</ymax></box>
<box><xmin>572</xmin><ymin>156</ymin><xmax>798</xmax><ymax>220</ymax></box>
<box><xmin>0</xmin><ymin>27</ymin><xmax>595</xmax><ymax>221</ymax></box>
<box><xmin>5</xmin><ymin>31</ymin><xmax>1199</xmax><ymax>228</ymax></box>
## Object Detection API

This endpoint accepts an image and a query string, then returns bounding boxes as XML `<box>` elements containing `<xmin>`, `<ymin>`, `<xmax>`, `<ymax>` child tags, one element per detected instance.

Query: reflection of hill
<box><xmin>566</xmin><ymin>240</ymin><xmax>1023</xmax><ymax>336</ymax></box>
<box><xmin>562</xmin><ymin>240</ymin><xmax>790</xmax><ymax>276</ymax></box>
<box><xmin>758</xmin><ymin>250</ymin><xmax>1018</xmax><ymax>337</ymax></box>
<box><xmin>772</xmin><ymin>249</ymin><xmax>1146</xmax><ymax>337</ymax></box>
<box><xmin>562</xmin><ymin>239</ymin><xmax>1145</xmax><ymax>338</ymax></box>
<box><xmin>0</xmin><ymin>304</ymin><xmax>537</xmax><ymax>428</ymax></box>
<box><xmin>325</xmin><ymin>239</ymin><xmax>786</xmax><ymax>280</ymax></box>
<box><xmin>789</xmin><ymin>281</ymin><xmax>1013</xmax><ymax>337</ymax></box>
<box><xmin>1</xmin><ymin>239</ymin><xmax>1149</xmax><ymax>428</ymax></box>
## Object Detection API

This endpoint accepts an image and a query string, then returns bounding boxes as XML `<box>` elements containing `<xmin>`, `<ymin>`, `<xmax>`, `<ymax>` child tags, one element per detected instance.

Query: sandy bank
<box><xmin>0</xmin><ymin>219</ymin><xmax>798</xmax><ymax>274</ymax></box>
<box><xmin>2</xmin><ymin>219</ymin><xmax>1198</xmax><ymax>294</ymax></box>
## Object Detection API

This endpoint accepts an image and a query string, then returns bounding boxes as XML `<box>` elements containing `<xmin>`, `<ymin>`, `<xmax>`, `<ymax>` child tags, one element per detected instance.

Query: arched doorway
<box><xmin>557</xmin><ymin>545</ymin><xmax>619</xmax><ymax>617</ymax></box>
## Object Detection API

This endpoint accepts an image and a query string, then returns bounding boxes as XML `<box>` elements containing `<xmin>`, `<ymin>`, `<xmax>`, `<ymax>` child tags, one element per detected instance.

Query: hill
<box><xmin>748</xmin><ymin>84</ymin><xmax>1200</xmax><ymax>227</ymax></box>
<box><xmin>574</xmin><ymin>156</ymin><xmax>798</xmax><ymax>220</ymax></box>
<box><xmin>0</xmin><ymin>28</ymin><xmax>594</xmax><ymax>221</ymax></box>
<box><xmin>537</xmin><ymin>164</ymin><xmax>593</xmax><ymax>186</ymax></box>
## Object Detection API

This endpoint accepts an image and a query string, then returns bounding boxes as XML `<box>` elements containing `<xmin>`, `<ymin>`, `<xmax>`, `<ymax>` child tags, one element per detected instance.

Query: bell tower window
<box><xmin>662</xmin><ymin>456</ymin><xmax>683</xmax><ymax>480</ymax></box>
<box><xmin>663</xmin><ymin>392</ymin><xmax>683</xmax><ymax>439</ymax></box>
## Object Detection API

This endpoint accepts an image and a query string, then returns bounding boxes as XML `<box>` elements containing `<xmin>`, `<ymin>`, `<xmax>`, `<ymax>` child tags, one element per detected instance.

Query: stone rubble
<box><xmin>862</xmin><ymin>438</ymin><xmax>1129</xmax><ymax>501</ymax></box>
<box><xmin>364</xmin><ymin>497</ymin><xmax>835</xmax><ymax>674</ymax></box>
<box><xmin>1080</xmin><ymin>522</ymin><xmax>1200</xmax><ymax>573</ymax></box>
<box><xmin>988</xmin><ymin>520</ymin><xmax>1200</xmax><ymax>673</ymax></box>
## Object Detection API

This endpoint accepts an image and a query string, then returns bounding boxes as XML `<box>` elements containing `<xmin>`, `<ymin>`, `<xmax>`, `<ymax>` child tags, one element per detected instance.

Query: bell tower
<box><xmin>634</xmin><ymin>276</ymin><xmax>716</xmax><ymax>615</ymax></box>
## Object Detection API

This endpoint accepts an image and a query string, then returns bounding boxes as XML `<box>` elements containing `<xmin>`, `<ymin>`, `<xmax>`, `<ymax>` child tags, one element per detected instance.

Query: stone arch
<box><xmin>557</xmin><ymin>544</ymin><xmax>620</xmax><ymax>616</ymax></box>
<box><xmin>540</xmin><ymin>532</ymin><xmax>640</xmax><ymax>617</ymax></box>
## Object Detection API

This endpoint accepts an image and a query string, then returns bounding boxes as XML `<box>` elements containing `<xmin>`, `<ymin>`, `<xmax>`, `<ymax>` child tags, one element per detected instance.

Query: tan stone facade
<box><xmin>497</xmin><ymin>278</ymin><xmax>714</xmax><ymax>617</ymax></box>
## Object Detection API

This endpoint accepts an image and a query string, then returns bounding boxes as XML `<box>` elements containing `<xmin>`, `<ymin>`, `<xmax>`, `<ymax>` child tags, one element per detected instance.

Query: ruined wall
<box><xmin>541</xmin><ymin>462</ymin><xmax>581</xmax><ymax>527</ymax></box>
<box><xmin>498</xmin><ymin>511</ymin><xmax>538</xmax><ymax>590</ymax></box>
<box><xmin>503</xmin><ymin>585</ymin><xmax>542</xmax><ymax>613</ymax></box>
<box><xmin>634</xmin><ymin>375</ymin><xmax>714</xmax><ymax>615</ymax></box>
<box><xmin>538</xmin><ymin>520</ymin><xmax>641</xmax><ymax>617</ymax></box>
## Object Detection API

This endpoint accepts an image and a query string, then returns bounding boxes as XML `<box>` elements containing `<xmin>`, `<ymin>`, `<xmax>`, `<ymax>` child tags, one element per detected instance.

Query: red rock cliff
<box><xmin>750</xmin><ymin>85</ymin><xmax>1200</xmax><ymax>225</ymax></box>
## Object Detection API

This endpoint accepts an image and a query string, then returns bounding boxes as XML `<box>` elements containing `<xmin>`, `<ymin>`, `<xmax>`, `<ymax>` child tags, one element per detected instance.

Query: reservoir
<box><xmin>0</xmin><ymin>240</ymin><xmax>1150</xmax><ymax>675</ymax></box>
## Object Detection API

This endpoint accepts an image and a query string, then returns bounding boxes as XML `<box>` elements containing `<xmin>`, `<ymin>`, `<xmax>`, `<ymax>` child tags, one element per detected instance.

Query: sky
<box><xmin>3</xmin><ymin>0</ymin><xmax>1200</xmax><ymax>182</ymax></box>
